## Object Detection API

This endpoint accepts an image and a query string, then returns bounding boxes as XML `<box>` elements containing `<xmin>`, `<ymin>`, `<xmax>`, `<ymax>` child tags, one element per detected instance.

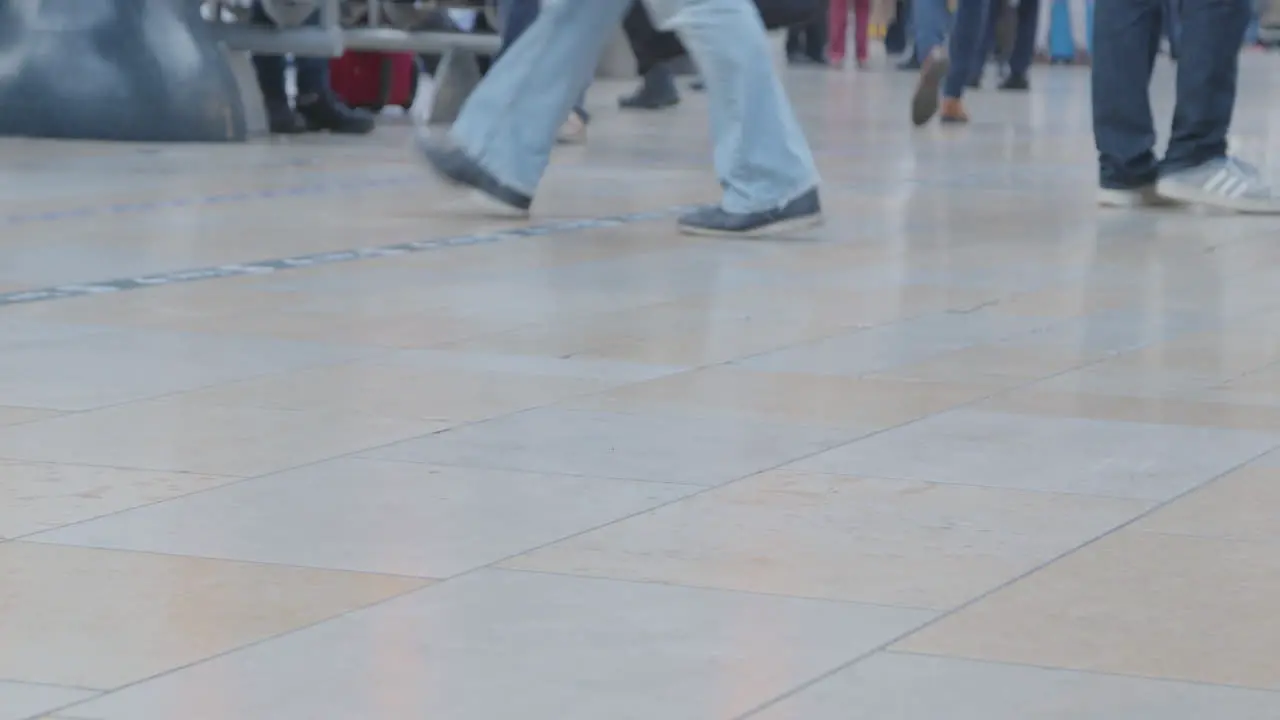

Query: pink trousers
<box><xmin>828</xmin><ymin>0</ymin><xmax>872</xmax><ymax>63</ymax></box>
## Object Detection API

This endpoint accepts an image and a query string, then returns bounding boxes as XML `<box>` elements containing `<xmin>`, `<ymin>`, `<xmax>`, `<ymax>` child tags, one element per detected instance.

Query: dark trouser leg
<box><xmin>786</xmin><ymin>27</ymin><xmax>803</xmax><ymax>54</ymax></box>
<box><xmin>498</xmin><ymin>0</ymin><xmax>541</xmax><ymax>59</ymax></box>
<box><xmin>252</xmin><ymin>54</ymin><xmax>288</xmax><ymax>104</ymax></box>
<box><xmin>1163</xmin><ymin>0</ymin><xmax>1182</xmax><ymax>57</ymax></box>
<box><xmin>1008</xmin><ymin>0</ymin><xmax>1039</xmax><ymax>77</ymax></box>
<box><xmin>1161</xmin><ymin>0</ymin><xmax>1251</xmax><ymax>172</ymax></box>
<box><xmin>943</xmin><ymin>0</ymin><xmax>992</xmax><ymax>98</ymax></box>
<box><xmin>885</xmin><ymin>0</ymin><xmax>910</xmax><ymax>53</ymax></box>
<box><xmin>620</xmin><ymin>1</ymin><xmax>681</xmax><ymax>109</ymax></box>
<box><xmin>499</xmin><ymin>0</ymin><xmax>589</xmax><ymax>122</ymax></box>
<box><xmin>1092</xmin><ymin>0</ymin><xmax>1162</xmax><ymax>188</ymax></box>
<box><xmin>972</xmin><ymin>3</ymin><xmax>1001</xmax><ymax>83</ymax></box>
<box><xmin>623</xmin><ymin>0</ymin><xmax>665</xmax><ymax>75</ymax></box>
<box><xmin>805</xmin><ymin>2</ymin><xmax>831</xmax><ymax>60</ymax></box>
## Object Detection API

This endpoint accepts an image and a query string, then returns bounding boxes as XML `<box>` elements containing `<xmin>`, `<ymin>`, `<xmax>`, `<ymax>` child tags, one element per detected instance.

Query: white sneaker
<box><xmin>556</xmin><ymin>113</ymin><xmax>587</xmax><ymax>145</ymax></box>
<box><xmin>1156</xmin><ymin>157</ymin><xmax>1280</xmax><ymax>214</ymax></box>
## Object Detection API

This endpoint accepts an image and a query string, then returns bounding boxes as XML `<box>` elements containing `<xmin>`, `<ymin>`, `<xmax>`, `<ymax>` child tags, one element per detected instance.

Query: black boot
<box><xmin>619</xmin><ymin>64</ymin><xmax>680</xmax><ymax>110</ymax></box>
<box><xmin>253</xmin><ymin>54</ymin><xmax>307</xmax><ymax>134</ymax></box>
<box><xmin>265</xmin><ymin>101</ymin><xmax>308</xmax><ymax>134</ymax></box>
<box><xmin>296</xmin><ymin>93</ymin><xmax>376</xmax><ymax>134</ymax></box>
<box><xmin>295</xmin><ymin>57</ymin><xmax>376</xmax><ymax>135</ymax></box>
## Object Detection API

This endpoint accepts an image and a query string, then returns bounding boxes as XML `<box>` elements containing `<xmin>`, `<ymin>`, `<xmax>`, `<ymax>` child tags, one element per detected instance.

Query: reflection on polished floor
<box><xmin>3</xmin><ymin>54</ymin><xmax>1280</xmax><ymax>719</ymax></box>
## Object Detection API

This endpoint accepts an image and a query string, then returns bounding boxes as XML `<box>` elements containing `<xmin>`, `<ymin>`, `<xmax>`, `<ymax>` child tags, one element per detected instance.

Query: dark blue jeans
<box><xmin>249</xmin><ymin>5</ymin><xmax>329</xmax><ymax>102</ymax></box>
<box><xmin>1092</xmin><ymin>0</ymin><xmax>1251</xmax><ymax>189</ymax></box>
<box><xmin>497</xmin><ymin>0</ymin><xmax>589</xmax><ymax>122</ymax></box>
<box><xmin>943</xmin><ymin>0</ymin><xmax>993</xmax><ymax>98</ymax></box>
<box><xmin>974</xmin><ymin>0</ymin><xmax>1039</xmax><ymax>80</ymax></box>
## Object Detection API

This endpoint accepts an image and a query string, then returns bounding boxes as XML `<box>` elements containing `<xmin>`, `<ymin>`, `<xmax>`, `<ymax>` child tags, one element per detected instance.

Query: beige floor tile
<box><xmin>0</xmin><ymin>461</ymin><xmax>232</xmax><ymax>539</ymax></box>
<box><xmin>0</xmin><ymin>542</ymin><xmax>427</xmax><ymax>689</ymax></box>
<box><xmin>566</xmin><ymin>366</ymin><xmax>1006</xmax><ymax>431</ymax></box>
<box><xmin>0</xmin><ymin>327</ymin><xmax>374</xmax><ymax>411</ymax></box>
<box><xmin>0</xmin><ymin>406</ymin><xmax>60</xmax><ymax>427</ymax></box>
<box><xmin>979</xmin><ymin>388</ymin><xmax>1280</xmax><ymax>432</ymax></box>
<box><xmin>791</xmin><ymin>408</ymin><xmax>1280</xmax><ymax>500</ymax></box>
<box><xmin>177</xmin><ymin>355</ymin><xmax>621</xmax><ymax>425</ymax></box>
<box><xmin>2</xmin><ymin>56</ymin><xmax>1280</xmax><ymax>719</ymax></box>
<box><xmin>1201</xmin><ymin>363</ymin><xmax>1280</xmax><ymax>407</ymax></box>
<box><xmin>1026</xmin><ymin>364</ymin><xmax>1227</xmax><ymax>399</ymax></box>
<box><xmin>366</xmin><ymin>407</ymin><xmax>855</xmax><ymax>486</ymax></box>
<box><xmin>0</xmin><ymin>681</ymin><xmax>98</xmax><ymax>720</ymax></box>
<box><xmin>0</xmin><ymin>397</ymin><xmax>444</xmax><ymax>477</ymax></box>
<box><xmin>1135</xmin><ymin>464</ymin><xmax>1280</xmax><ymax>543</ymax></box>
<box><xmin>895</xmin><ymin>531</ymin><xmax>1280</xmax><ymax>689</ymax></box>
<box><xmin>752</xmin><ymin>653</ymin><xmax>1280</xmax><ymax>720</ymax></box>
<box><xmin>52</xmin><ymin>570</ymin><xmax>933</xmax><ymax>720</ymax></box>
<box><xmin>1105</xmin><ymin>333</ymin><xmax>1280</xmax><ymax>379</ymax></box>
<box><xmin>986</xmin><ymin>287</ymin><xmax>1149</xmax><ymax>318</ymax></box>
<box><xmin>868</xmin><ymin>343</ymin><xmax>1102</xmax><ymax>385</ymax></box>
<box><xmin>449</xmin><ymin>299</ymin><xmax>855</xmax><ymax>367</ymax></box>
<box><xmin>504</xmin><ymin>470</ymin><xmax>1150</xmax><ymax>609</ymax></box>
<box><xmin>31</xmin><ymin>457</ymin><xmax>699</xmax><ymax>578</ymax></box>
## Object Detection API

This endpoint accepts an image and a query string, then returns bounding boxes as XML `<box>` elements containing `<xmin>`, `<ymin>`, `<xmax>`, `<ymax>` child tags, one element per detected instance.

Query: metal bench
<box><xmin>208</xmin><ymin>0</ymin><xmax>504</xmax><ymax>126</ymax></box>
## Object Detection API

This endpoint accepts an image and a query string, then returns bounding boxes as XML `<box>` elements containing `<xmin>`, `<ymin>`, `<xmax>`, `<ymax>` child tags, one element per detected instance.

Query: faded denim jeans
<box><xmin>494</xmin><ymin>0</ymin><xmax>588</xmax><ymax>121</ymax></box>
<box><xmin>449</xmin><ymin>0</ymin><xmax>819</xmax><ymax>213</ymax></box>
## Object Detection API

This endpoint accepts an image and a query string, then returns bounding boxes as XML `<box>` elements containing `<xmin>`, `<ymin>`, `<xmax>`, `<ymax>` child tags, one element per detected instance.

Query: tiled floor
<box><xmin>3</xmin><ymin>52</ymin><xmax>1280</xmax><ymax>719</ymax></box>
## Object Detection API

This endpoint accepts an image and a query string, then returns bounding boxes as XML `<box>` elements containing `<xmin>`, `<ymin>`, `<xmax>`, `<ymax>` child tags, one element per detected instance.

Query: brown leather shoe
<box><xmin>940</xmin><ymin>98</ymin><xmax>969</xmax><ymax>124</ymax></box>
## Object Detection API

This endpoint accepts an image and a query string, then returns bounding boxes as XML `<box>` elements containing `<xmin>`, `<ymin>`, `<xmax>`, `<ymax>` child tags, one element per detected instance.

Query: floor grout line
<box><xmin>0</xmin><ymin>205</ymin><xmax>693</xmax><ymax>308</ymax></box>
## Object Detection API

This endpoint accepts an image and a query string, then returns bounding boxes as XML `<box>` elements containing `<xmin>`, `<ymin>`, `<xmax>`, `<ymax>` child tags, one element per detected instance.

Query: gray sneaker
<box><xmin>1156</xmin><ymin>157</ymin><xmax>1280</xmax><ymax>213</ymax></box>
<box><xmin>678</xmin><ymin>188</ymin><xmax>823</xmax><ymax>238</ymax></box>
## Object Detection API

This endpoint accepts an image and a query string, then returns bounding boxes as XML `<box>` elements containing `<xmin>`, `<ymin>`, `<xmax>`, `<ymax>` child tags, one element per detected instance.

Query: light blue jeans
<box><xmin>449</xmin><ymin>0</ymin><xmax>819</xmax><ymax>214</ymax></box>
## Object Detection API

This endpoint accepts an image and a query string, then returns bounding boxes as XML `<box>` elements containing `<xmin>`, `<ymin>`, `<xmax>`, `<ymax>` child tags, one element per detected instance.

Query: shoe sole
<box><xmin>466</xmin><ymin>191</ymin><xmax>531</xmax><ymax>219</ymax></box>
<box><xmin>1155</xmin><ymin>180</ymin><xmax>1280</xmax><ymax>214</ymax></box>
<box><xmin>1097</xmin><ymin>187</ymin><xmax>1179</xmax><ymax>208</ymax></box>
<box><xmin>912</xmin><ymin>57</ymin><xmax>950</xmax><ymax>126</ymax></box>
<box><xmin>678</xmin><ymin>213</ymin><xmax>824</xmax><ymax>239</ymax></box>
<box><xmin>416</xmin><ymin>133</ymin><xmax>532</xmax><ymax>217</ymax></box>
<box><xmin>414</xmin><ymin>133</ymin><xmax>469</xmax><ymax>188</ymax></box>
<box><xmin>556</xmin><ymin>129</ymin><xmax>588</xmax><ymax>146</ymax></box>
<box><xmin>619</xmin><ymin>98</ymin><xmax>680</xmax><ymax>110</ymax></box>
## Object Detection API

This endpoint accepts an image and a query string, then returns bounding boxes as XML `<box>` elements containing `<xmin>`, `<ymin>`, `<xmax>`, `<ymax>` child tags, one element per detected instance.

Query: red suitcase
<box><xmin>329</xmin><ymin>52</ymin><xmax>420</xmax><ymax>112</ymax></box>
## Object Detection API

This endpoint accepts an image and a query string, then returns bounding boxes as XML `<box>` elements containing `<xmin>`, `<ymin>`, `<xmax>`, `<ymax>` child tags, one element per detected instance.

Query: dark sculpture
<box><xmin>0</xmin><ymin>0</ymin><xmax>250</xmax><ymax>141</ymax></box>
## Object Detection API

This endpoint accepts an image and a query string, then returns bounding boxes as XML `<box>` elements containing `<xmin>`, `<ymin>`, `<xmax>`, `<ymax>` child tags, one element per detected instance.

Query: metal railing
<box><xmin>203</xmin><ymin>0</ymin><xmax>503</xmax><ymax>57</ymax></box>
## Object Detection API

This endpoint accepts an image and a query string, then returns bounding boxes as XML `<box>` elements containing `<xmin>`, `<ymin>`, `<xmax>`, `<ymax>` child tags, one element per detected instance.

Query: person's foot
<box><xmin>856</xmin><ymin>58</ymin><xmax>870</xmax><ymax>70</ymax></box>
<box><xmin>939</xmin><ymin>97</ymin><xmax>969</xmax><ymax>123</ymax></box>
<box><xmin>790</xmin><ymin>53</ymin><xmax>828</xmax><ymax>66</ymax></box>
<box><xmin>297</xmin><ymin>95</ymin><xmax>376</xmax><ymax>135</ymax></box>
<box><xmin>556</xmin><ymin>112</ymin><xmax>588</xmax><ymax>145</ymax></box>
<box><xmin>1097</xmin><ymin>184</ymin><xmax>1177</xmax><ymax>208</ymax></box>
<box><xmin>1073</xmin><ymin>49</ymin><xmax>1092</xmax><ymax>66</ymax></box>
<box><xmin>414</xmin><ymin>133</ymin><xmax>533</xmax><ymax>217</ymax></box>
<box><xmin>1033</xmin><ymin>49</ymin><xmax>1051</xmax><ymax>64</ymax></box>
<box><xmin>829</xmin><ymin>52</ymin><xmax>846</xmax><ymax>68</ymax></box>
<box><xmin>678</xmin><ymin>188</ymin><xmax>823</xmax><ymax>238</ymax></box>
<box><xmin>689</xmin><ymin>78</ymin><xmax>706</xmax><ymax>91</ymax></box>
<box><xmin>1156</xmin><ymin>157</ymin><xmax>1280</xmax><ymax>213</ymax></box>
<box><xmin>619</xmin><ymin>65</ymin><xmax>680</xmax><ymax>110</ymax></box>
<box><xmin>911</xmin><ymin>49</ymin><xmax>949</xmax><ymax>126</ymax></box>
<box><xmin>265</xmin><ymin>102</ymin><xmax>307</xmax><ymax>134</ymax></box>
<box><xmin>998</xmin><ymin>74</ymin><xmax>1029</xmax><ymax>91</ymax></box>
<box><xmin>897</xmin><ymin>55</ymin><xmax>922</xmax><ymax>71</ymax></box>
